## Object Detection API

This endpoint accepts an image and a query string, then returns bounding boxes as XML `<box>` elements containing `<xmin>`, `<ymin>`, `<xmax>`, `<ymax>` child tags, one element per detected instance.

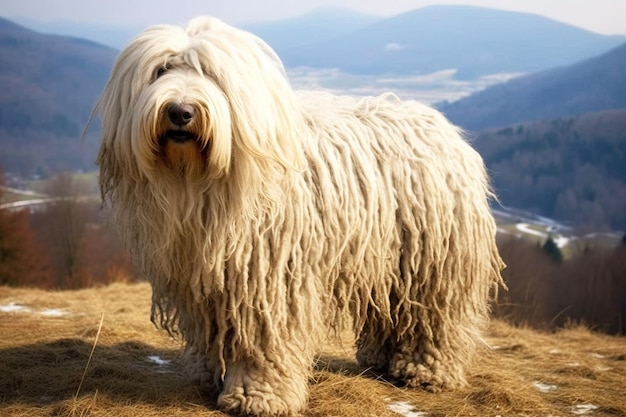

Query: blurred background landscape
<box><xmin>0</xmin><ymin>5</ymin><xmax>625</xmax><ymax>334</ymax></box>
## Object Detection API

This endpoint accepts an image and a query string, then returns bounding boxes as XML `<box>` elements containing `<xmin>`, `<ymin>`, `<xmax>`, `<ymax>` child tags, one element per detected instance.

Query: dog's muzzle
<box><xmin>161</xmin><ymin>103</ymin><xmax>198</xmax><ymax>144</ymax></box>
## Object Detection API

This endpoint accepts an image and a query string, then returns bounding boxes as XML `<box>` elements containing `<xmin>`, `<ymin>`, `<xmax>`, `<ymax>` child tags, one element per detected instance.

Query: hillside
<box><xmin>1</xmin><ymin>282</ymin><xmax>625</xmax><ymax>416</ymax></box>
<box><xmin>11</xmin><ymin>16</ymin><xmax>141</xmax><ymax>50</ymax></box>
<box><xmin>0</xmin><ymin>17</ymin><xmax>116</xmax><ymax>176</ymax></box>
<box><xmin>12</xmin><ymin>9</ymin><xmax>381</xmax><ymax>52</ymax></box>
<box><xmin>246</xmin><ymin>8</ymin><xmax>380</xmax><ymax>52</ymax></box>
<box><xmin>439</xmin><ymin>42</ymin><xmax>626</xmax><ymax>130</ymax></box>
<box><xmin>279</xmin><ymin>5</ymin><xmax>626</xmax><ymax>78</ymax></box>
<box><xmin>473</xmin><ymin>109</ymin><xmax>626</xmax><ymax>230</ymax></box>
<box><xmin>12</xmin><ymin>7</ymin><xmax>626</xmax><ymax>81</ymax></box>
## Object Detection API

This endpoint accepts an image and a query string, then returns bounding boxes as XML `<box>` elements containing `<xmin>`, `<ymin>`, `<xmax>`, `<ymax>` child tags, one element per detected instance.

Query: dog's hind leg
<box><xmin>356</xmin><ymin>287</ymin><xmax>472</xmax><ymax>392</ymax></box>
<box><xmin>385</xmin><ymin>315</ymin><xmax>471</xmax><ymax>392</ymax></box>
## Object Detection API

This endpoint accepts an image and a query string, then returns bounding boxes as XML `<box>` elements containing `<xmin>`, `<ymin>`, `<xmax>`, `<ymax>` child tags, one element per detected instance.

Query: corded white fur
<box><xmin>96</xmin><ymin>16</ymin><xmax>505</xmax><ymax>416</ymax></box>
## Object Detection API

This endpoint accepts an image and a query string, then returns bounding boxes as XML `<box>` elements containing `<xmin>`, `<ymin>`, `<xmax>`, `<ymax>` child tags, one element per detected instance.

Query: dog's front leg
<box><xmin>217</xmin><ymin>352</ymin><xmax>311</xmax><ymax>417</ymax></box>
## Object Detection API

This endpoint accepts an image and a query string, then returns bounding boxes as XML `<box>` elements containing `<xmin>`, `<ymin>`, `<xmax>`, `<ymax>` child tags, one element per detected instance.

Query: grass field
<box><xmin>1</xmin><ymin>282</ymin><xmax>625</xmax><ymax>416</ymax></box>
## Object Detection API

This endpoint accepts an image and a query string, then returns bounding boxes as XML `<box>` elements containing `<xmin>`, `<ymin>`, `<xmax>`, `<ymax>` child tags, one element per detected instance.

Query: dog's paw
<box><xmin>218</xmin><ymin>386</ymin><xmax>293</xmax><ymax>416</ymax></box>
<box><xmin>398</xmin><ymin>365</ymin><xmax>445</xmax><ymax>393</ymax></box>
<box><xmin>217</xmin><ymin>359</ymin><xmax>307</xmax><ymax>416</ymax></box>
<box><xmin>389</xmin><ymin>351</ymin><xmax>466</xmax><ymax>393</ymax></box>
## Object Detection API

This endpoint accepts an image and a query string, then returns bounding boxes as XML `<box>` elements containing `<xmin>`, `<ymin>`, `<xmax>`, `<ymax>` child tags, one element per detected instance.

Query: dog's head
<box><xmin>96</xmin><ymin>17</ymin><xmax>304</xmax><ymax>192</ymax></box>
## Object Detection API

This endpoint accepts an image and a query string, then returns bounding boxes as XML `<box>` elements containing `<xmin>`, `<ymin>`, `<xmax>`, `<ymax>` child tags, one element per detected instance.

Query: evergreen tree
<box><xmin>542</xmin><ymin>236</ymin><xmax>563</xmax><ymax>263</ymax></box>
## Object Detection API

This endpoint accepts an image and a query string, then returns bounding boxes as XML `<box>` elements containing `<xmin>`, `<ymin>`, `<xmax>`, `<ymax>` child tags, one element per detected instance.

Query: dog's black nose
<box><xmin>167</xmin><ymin>103</ymin><xmax>195</xmax><ymax>126</ymax></box>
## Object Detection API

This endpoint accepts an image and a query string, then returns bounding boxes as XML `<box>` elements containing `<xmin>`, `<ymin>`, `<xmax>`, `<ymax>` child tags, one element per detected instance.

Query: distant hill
<box><xmin>11</xmin><ymin>8</ymin><xmax>380</xmax><ymax>51</ymax></box>
<box><xmin>439</xmin><ymin>42</ymin><xmax>626</xmax><ymax>130</ymax></box>
<box><xmin>473</xmin><ymin>109</ymin><xmax>626</xmax><ymax>230</ymax></box>
<box><xmin>0</xmin><ymin>17</ymin><xmax>116</xmax><ymax>176</ymax></box>
<box><xmin>278</xmin><ymin>5</ymin><xmax>626</xmax><ymax>79</ymax></box>
<box><xmin>12</xmin><ymin>6</ymin><xmax>626</xmax><ymax>80</ymax></box>
<box><xmin>246</xmin><ymin>8</ymin><xmax>380</xmax><ymax>52</ymax></box>
<box><xmin>10</xmin><ymin>16</ymin><xmax>141</xmax><ymax>50</ymax></box>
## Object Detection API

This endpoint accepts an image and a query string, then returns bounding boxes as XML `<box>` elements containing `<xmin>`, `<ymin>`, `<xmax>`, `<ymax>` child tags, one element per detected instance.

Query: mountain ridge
<box><xmin>439</xmin><ymin>41</ymin><xmax>626</xmax><ymax>130</ymax></box>
<box><xmin>245</xmin><ymin>8</ymin><xmax>381</xmax><ymax>51</ymax></box>
<box><xmin>276</xmin><ymin>5</ymin><xmax>626</xmax><ymax>78</ymax></box>
<box><xmin>9</xmin><ymin>6</ymin><xmax>626</xmax><ymax>78</ymax></box>
<box><xmin>0</xmin><ymin>17</ymin><xmax>116</xmax><ymax>175</ymax></box>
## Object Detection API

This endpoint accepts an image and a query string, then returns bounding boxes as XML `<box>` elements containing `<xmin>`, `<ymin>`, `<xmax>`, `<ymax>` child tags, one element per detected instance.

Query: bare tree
<box><xmin>0</xmin><ymin>171</ymin><xmax>54</xmax><ymax>287</ymax></box>
<box><xmin>37</xmin><ymin>173</ymin><xmax>89</xmax><ymax>288</ymax></box>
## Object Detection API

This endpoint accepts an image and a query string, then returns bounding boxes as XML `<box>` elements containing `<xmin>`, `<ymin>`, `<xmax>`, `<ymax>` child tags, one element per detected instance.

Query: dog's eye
<box><xmin>156</xmin><ymin>66</ymin><xmax>168</xmax><ymax>78</ymax></box>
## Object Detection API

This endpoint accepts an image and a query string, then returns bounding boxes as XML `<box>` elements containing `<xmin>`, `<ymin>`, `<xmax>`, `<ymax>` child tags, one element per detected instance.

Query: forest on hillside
<box><xmin>0</xmin><ymin>173</ymin><xmax>127</xmax><ymax>289</ymax></box>
<box><xmin>473</xmin><ymin>110</ymin><xmax>626</xmax><ymax>231</ymax></box>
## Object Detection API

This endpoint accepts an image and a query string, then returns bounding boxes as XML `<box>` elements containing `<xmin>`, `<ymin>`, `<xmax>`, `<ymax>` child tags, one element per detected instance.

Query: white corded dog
<box><xmin>95</xmin><ymin>16</ymin><xmax>505</xmax><ymax>416</ymax></box>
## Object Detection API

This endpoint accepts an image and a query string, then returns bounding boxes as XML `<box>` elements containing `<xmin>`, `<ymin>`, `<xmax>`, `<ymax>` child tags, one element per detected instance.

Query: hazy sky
<box><xmin>3</xmin><ymin>0</ymin><xmax>626</xmax><ymax>35</ymax></box>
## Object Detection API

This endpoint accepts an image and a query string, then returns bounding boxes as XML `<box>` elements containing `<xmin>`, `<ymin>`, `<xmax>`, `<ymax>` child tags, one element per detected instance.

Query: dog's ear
<box><xmin>95</xmin><ymin>25</ymin><xmax>191</xmax><ymax>187</ymax></box>
<box><xmin>186</xmin><ymin>17</ymin><xmax>307</xmax><ymax>198</ymax></box>
<box><xmin>94</xmin><ymin>62</ymin><xmax>144</xmax><ymax>198</ymax></box>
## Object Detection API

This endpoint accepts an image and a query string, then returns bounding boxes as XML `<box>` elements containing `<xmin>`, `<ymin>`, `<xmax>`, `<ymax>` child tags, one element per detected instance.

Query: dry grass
<box><xmin>1</xmin><ymin>283</ymin><xmax>624</xmax><ymax>417</ymax></box>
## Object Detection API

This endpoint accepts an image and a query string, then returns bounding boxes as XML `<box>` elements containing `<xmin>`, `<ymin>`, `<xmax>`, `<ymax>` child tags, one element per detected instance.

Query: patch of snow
<box><xmin>572</xmin><ymin>404</ymin><xmax>598</xmax><ymax>415</ymax></box>
<box><xmin>377</xmin><ymin>69</ymin><xmax>457</xmax><ymax>85</ymax></box>
<box><xmin>0</xmin><ymin>198</ymin><xmax>56</xmax><ymax>210</ymax></box>
<box><xmin>516</xmin><ymin>223</ymin><xmax>545</xmax><ymax>237</ymax></box>
<box><xmin>548</xmin><ymin>349</ymin><xmax>561</xmax><ymax>354</ymax></box>
<box><xmin>0</xmin><ymin>185</ymin><xmax>46</xmax><ymax>197</ymax></box>
<box><xmin>147</xmin><ymin>355</ymin><xmax>170</xmax><ymax>366</ymax></box>
<box><xmin>590</xmin><ymin>353</ymin><xmax>606</xmax><ymax>359</ymax></box>
<box><xmin>515</xmin><ymin>223</ymin><xmax>569</xmax><ymax>247</ymax></box>
<box><xmin>40</xmin><ymin>308</ymin><xmax>69</xmax><ymax>317</ymax></box>
<box><xmin>533</xmin><ymin>381</ymin><xmax>557</xmax><ymax>393</ymax></box>
<box><xmin>567</xmin><ymin>362</ymin><xmax>581</xmax><ymax>367</ymax></box>
<box><xmin>0</xmin><ymin>302</ymin><xmax>31</xmax><ymax>313</ymax></box>
<box><xmin>387</xmin><ymin>401</ymin><xmax>428</xmax><ymax>417</ymax></box>
<box><xmin>553</xmin><ymin>235</ymin><xmax>570</xmax><ymax>248</ymax></box>
<box><xmin>147</xmin><ymin>355</ymin><xmax>172</xmax><ymax>373</ymax></box>
<box><xmin>0</xmin><ymin>302</ymin><xmax>71</xmax><ymax>317</ymax></box>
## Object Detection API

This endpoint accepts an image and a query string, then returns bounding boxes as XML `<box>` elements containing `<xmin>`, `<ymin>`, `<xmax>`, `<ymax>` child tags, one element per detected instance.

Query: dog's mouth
<box><xmin>157</xmin><ymin>127</ymin><xmax>210</xmax><ymax>176</ymax></box>
<box><xmin>160</xmin><ymin>130</ymin><xmax>198</xmax><ymax>145</ymax></box>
